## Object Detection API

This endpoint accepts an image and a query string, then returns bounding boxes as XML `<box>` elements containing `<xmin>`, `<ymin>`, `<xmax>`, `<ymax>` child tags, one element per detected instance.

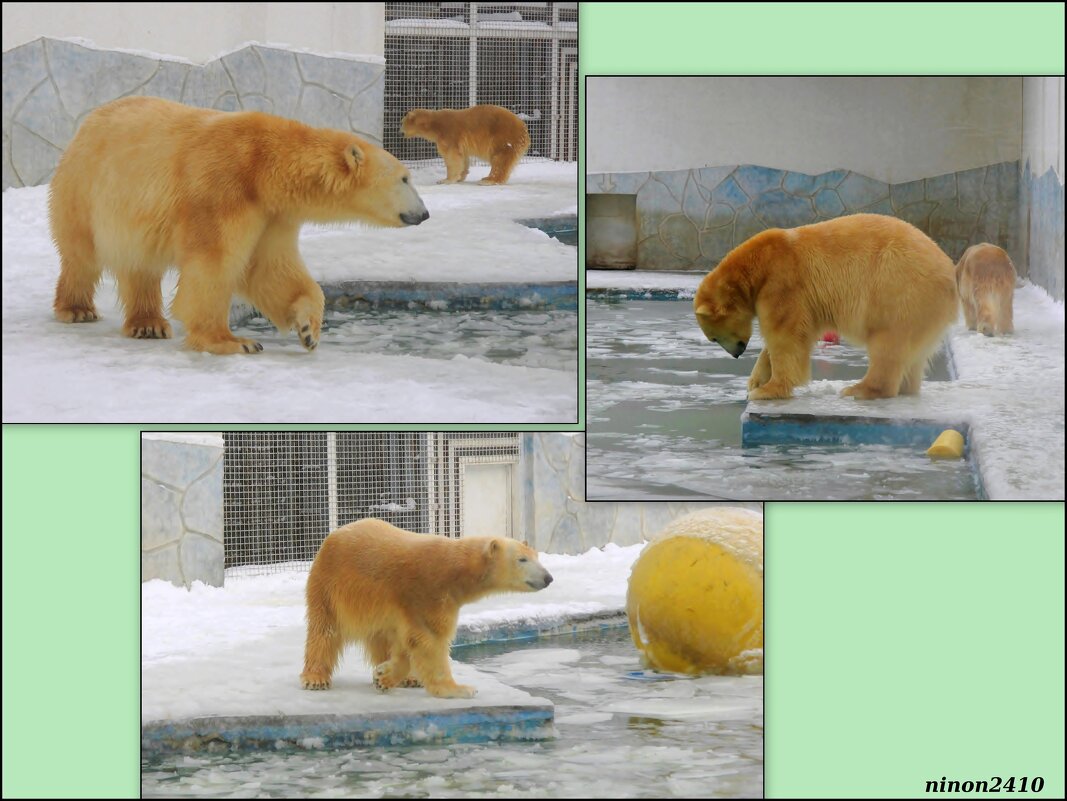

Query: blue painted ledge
<box><xmin>142</xmin><ymin>612</ymin><xmax>628</xmax><ymax>756</ymax></box>
<box><xmin>141</xmin><ymin>706</ymin><xmax>553</xmax><ymax>755</ymax></box>
<box><xmin>455</xmin><ymin>610</ymin><xmax>628</xmax><ymax>647</ymax></box>
<box><xmin>741</xmin><ymin>412</ymin><xmax>986</xmax><ymax>499</ymax></box>
<box><xmin>322</xmin><ymin>280</ymin><xmax>578</xmax><ymax>311</ymax></box>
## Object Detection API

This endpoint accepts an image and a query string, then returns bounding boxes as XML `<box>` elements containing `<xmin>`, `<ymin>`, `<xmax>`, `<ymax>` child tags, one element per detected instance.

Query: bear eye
<box><xmin>518</xmin><ymin>557</ymin><xmax>528</xmax><ymax>563</ymax></box>
<box><xmin>402</xmin><ymin>176</ymin><xmax>409</xmax><ymax>184</ymax></box>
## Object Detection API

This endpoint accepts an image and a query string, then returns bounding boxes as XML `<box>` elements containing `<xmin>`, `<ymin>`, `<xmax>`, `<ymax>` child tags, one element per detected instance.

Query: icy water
<box><xmin>588</xmin><ymin>298</ymin><xmax>980</xmax><ymax>500</ymax></box>
<box><xmin>141</xmin><ymin>628</ymin><xmax>763</xmax><ymax>798</ymax></box>
<box><xmin>239</xmin><ymin>307</ymin><xmax>578</xmax><ymax>372</ymax></box>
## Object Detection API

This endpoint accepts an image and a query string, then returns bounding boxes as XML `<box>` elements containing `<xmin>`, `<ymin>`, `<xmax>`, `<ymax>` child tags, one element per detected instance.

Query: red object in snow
<box><xmin>821</xmin><ymin>331</ymin><xmax>840</xmax><ymax>345</ymax></box>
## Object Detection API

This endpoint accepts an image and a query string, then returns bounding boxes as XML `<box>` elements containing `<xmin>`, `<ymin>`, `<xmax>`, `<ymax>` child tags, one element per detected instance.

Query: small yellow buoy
<box><xmin>626</xmin><ymin>507</ymin><xmax>763</xmax><ymax>675</ymax></box>
<box><xmin>927</xmin><ymin>429</ymin><xmax>965</xmax><ymax>459</ymax></box>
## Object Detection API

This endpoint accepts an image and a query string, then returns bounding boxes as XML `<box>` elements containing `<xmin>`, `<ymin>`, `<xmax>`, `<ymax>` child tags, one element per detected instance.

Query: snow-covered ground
<box><xmin>2</xmin><ymin>162</ymin><xmax>576</xmax><ymax>422</ymax></box>
<box><xmin>142</xmin><ymin>544</ymin><xmax>643</xmax><ymax>723</ymax></box>
<box><xmin>586</xmin><ymin>269</ymin><xmax>703</xmax><ymax>295</ymax></box>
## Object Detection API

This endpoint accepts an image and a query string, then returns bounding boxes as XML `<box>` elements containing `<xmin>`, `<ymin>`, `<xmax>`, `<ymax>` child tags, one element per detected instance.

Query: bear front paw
<box><xmin>297</xmin><ymin>321</ymin><xmax>319</xmax><ymax>351</ymax></box>
<box><xmin>748</xmin><ymin>382</ymin><xmax>794</xmax><ymax>400</ymax></box>
<box><xmin>301</xmin><ymin>672</ymin><xmax>331</xmax><ymax>690</ymax></box>
<box><xmin>427</xmin><ymin>683</ymin><xmax>477</xmax><ymax>699</ymax></box>
<box><xmin>56</xmin><ymin>306</ymin><xmax>99</xmax><ymax>323</ymax></box>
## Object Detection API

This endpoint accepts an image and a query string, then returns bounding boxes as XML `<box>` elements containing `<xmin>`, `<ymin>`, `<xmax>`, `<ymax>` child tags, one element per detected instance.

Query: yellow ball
<box><xmin>626</xmin><ymin>507</ymin><xmax>763</xmax><ymax>675</ymax></box>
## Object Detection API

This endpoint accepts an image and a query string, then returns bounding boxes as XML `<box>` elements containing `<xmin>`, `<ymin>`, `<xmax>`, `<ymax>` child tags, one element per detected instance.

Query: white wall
<box><xmin>1023</xmin><ymin>76</ymin><xmax>1065</xmax><ymax>179</ymax></box>
<box><xmin>587</xmin><ymin>76</ymin><xmax>1021</xmax><ymax>183</ymax></box>
<box><xmin>1</xmin><ymin>2</ymin><xmax>385</xmax><ymax>62</ymax></box>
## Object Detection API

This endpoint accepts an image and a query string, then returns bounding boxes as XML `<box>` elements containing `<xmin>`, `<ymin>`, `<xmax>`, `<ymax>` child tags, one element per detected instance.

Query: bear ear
<box><xmin>486</xmin><ymin>538</ymin><xmax>501</xmax><ymax>556</ymax></box>
<box><xmin>695</xmin><ymin>303</ymin><xmax>713</xmax><ymax>316</ymax></box>
<box><xmin>343</xmin><ymin>143</ymin><xmax>364</xmax><ymax>171</ymax></box>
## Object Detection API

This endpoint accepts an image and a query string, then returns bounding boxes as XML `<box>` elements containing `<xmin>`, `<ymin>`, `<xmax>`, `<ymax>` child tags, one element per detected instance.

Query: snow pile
<box><xmin>2</xmin><ymin>161</ymin><xmax>577</xmax><ymax>422</ymax></box>
<box><xmin>141</xmin><ymin>543</ymin><xmax>643</xmax><ymax>723</ymax></box>
<box><xmin>586</xmin><ymin>269</ymin><xmax>704</xmax><ymax>294</ymax></box>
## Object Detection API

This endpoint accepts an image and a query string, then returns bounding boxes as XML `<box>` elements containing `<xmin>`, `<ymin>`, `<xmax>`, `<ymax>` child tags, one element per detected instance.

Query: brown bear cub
<box><xmin>956</xmin><ymin>243</ymin><xmax>1016</xmax><ymax>336</ymax></box>
<box><xmin>300</xmin><ymin>518</ymin><xmax>553</xmax><ymax>699</ymax></box>
<box><xmin>400</xmin><ymin>104</ymin><xmax>530</xmax><ymax>185</ymax></box>
<box><xmin>50</xmin><ymin>96</ymin><xmax>428</xmax><ymax>355</ymax></box>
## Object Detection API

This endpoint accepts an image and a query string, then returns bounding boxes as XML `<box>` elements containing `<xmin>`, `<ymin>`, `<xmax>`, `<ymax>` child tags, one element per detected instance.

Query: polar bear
<box><xmin>50</xmin><ymin>96</ymin><xmax>428</xmax><ymax>354</ymax></box>
<box><xmin>400</xmin><ymin>105</ymin><xmax>529</xmax><ymax>185</ymax></box>
<box><xmin>300</xmin><ymin>518</ymin><xmax>553</xmax><ymax>699</ymax></box>
<box><xmin>694</xmin><ymin>213</ymin><xmax>958</xmax><ymax>400</ymax></box>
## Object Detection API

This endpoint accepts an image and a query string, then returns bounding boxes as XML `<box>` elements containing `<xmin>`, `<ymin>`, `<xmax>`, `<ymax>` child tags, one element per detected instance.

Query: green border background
<box><xmin>3</xmin><ymin>2</ymin><xmax>1066</xmax><ymax>797</ymax></box>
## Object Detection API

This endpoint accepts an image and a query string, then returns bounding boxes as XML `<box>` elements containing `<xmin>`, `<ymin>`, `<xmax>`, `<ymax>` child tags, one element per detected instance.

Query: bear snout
<box><xmin>400</xmin><ymin>208</ymin><xmax>430</xmax><ymax>225</ymax></box>
<box><xmin>720</xmin><ymin>340</ymin><xmax>746</xmax><ymax>358</ymax></box>
<box><xmin>527</xmin><ymin>569</ymin><xmax>553</xmax><ymax>590</ymax></box>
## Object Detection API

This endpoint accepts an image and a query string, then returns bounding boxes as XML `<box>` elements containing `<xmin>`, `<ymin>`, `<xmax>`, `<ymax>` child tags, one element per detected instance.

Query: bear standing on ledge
<box><xmin>301</xmin><ymin>518</ymin><xmax>553</xmax><ymax>699</ymax></box>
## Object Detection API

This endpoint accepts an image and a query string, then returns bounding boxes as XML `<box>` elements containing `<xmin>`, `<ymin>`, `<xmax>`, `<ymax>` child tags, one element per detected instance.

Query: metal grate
<box><xmin>383</xmin><ymin>2</ymin><xmax>578</xmax><ymax>164</ymax></box>
<box><xmin>222</xmin><ymin>432</ymin><xmax>521</xmax><ymax>577</ymax></box>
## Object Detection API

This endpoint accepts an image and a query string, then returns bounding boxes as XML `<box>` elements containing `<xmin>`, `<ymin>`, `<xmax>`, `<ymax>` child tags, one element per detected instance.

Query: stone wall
<box><xmin>586</xmin><ymin>162</ymin><xmax>1020</xmax><ymax>271</ymax></box>
<box><xmin>1023</xmin><ymin>161</ymin><xmax>1065</xmax><ymax>300</ymax></box>
<box><xmin>522</xmin><ymin>433</ymin><xmax>762</xmax><ymax>554</ymax></box>
<box><xmin>141</xmin><ymin>434</ymin><xmax>225</xmax><ymax>588</ymax></box>
<box><xmin>3</xmin><ymin>37</ymin><xmax>384</xmax><ymax>189</ymax></box>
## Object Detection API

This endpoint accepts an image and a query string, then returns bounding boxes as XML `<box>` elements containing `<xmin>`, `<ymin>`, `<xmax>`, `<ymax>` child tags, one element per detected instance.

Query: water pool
<box><xmin>141</xmin><ymin>628</ymin><xmax>763</xmax><ymax>798</ymax></box>
<box><xmin>587</xmin><ymin>297</ymin><xmax>980</xmax><ymax>500</ymax></box>
<box><xmin>238</xmin><ymin>307</ymin><xmax>578</xmax><ymax>372</ymax></box>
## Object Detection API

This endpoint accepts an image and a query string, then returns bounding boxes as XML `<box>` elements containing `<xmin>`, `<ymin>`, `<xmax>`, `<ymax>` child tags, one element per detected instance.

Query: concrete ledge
<box><xmin>517</xmin><ymin>214</ymin><xmax>578</xmax><ymax>246</ymax></box>
<box><xmin>456</xmin><ymin>611</ymin><xmax>627</xmax><ymax>646</ymax></box>
<box><xmin>141</xmin><ymin>706</ymin><xmax>553</xmax><ymax>755</ymax></box>
<box><xmin>741</xmin><ymin>412</ymin><xmax>972</xmax><ymax>450</ymax></box>
<box><xmin>322</xmin><ymin>280</ymin><xmax>578</xmax><ymax>311</ymax></box>
<box><xmin>231</xmin><ymin>282</ymin><xmax>578</xmax><ymax>324</ymax></box>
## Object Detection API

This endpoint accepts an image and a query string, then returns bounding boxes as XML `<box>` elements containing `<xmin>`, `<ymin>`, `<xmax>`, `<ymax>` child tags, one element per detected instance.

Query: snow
<box><xmin>2</xmin><ymin>162</ymin><xmax>577</xmax><ymax>423</ymax></box>
<box><xmin>586</xmin><ymin>268</ymin><xmax>704</xmax><ymax>295</ymax></box>
<box><xmin>141</xmin><ymin>544</ymin><xmax>645</xmax><ymax>724</ymax></box>
<box><xmin>744</xmin><ymin>282</ymin><xmax>1065</xmax><ymax>499</ymax></box>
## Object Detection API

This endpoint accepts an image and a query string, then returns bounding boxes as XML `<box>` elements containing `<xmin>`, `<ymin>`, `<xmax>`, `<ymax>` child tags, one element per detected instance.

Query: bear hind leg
<box><xmin>173</xmin><ymin>261</ymin><xmax>262</xmax><ymax>355</ymax></box>
<box><xmin>116</xmin><ymin>269</ymin><xmax>172</xmax><ymax>339</ymax></box>
<box><xmin>54</xmin><ymin>254</ymin><xmax>103</xmax><ymax>324</ymax></box>
<box><xmin>844</xmin><ymin>332</ymin><xmax>906</xmax><ymax>400</ymax></box>
<box><xmin>479</xmin><ymin>146</ymin><xmax>521</xmax><ymax>185</ymax></box>
<box><xmin>301</xmin><ymin>623</ymin><xmax>343</xmax><ymax>691</ymax></box>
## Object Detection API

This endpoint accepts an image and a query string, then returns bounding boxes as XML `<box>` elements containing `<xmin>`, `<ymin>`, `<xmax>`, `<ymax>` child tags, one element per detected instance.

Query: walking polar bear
<box><xmin>50</xmin><ymin>96</ymin><xmax>428</xmax><ymax>354</ymax></box>
<box><xmin>301</xmin><ymin>519</ymin><xmax>553</xmax><ymax>699</ymax></box>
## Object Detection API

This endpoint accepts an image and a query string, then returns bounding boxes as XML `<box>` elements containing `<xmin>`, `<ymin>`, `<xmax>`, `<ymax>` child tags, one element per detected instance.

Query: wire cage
<box><xmin>383</xmin><ymin>2</ymin><xmax>578</xmax><ymax>164</ymax></box>
<box><xmin>222</xmin><ymin>432</ymin><xmax>522</xmax><ymax>577</ymax></box>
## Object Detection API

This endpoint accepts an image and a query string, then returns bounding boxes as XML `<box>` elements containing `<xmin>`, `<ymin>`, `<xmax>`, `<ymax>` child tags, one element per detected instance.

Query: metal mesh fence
<box><xmin>383</xmin><ymin>2</ymin><xmax>578</xmax><ymax>164</ymax></box>
<box><xmin>222</xmin><ymin>432</ymin><xmax>521</xmax><ymax>578</ymax></box>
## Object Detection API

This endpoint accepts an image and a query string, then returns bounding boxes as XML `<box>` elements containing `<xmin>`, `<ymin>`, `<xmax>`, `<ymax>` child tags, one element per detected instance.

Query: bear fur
<box><xmin>956</xmin><ymin>243</ymin><xmax>1016</xmax><ymax>336</ymax></box>
<box><xmin>400</xmin><ymin>104</ymin><xmax>529</xmax><ymax>185</ymax></box>
<box><xmin>49</xmin><ymin>96</ymin><xmax>429</xmax><ymax>355</ymax></box>
<box><xmin>694</xmin><ymin>213</ymin><xmax>958</xmax><ymax>400</ymax></box>
<box><xmin>300</xmin><ymin>518</ymin><xmax>553</xmax><ymax>699</ymax></box>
